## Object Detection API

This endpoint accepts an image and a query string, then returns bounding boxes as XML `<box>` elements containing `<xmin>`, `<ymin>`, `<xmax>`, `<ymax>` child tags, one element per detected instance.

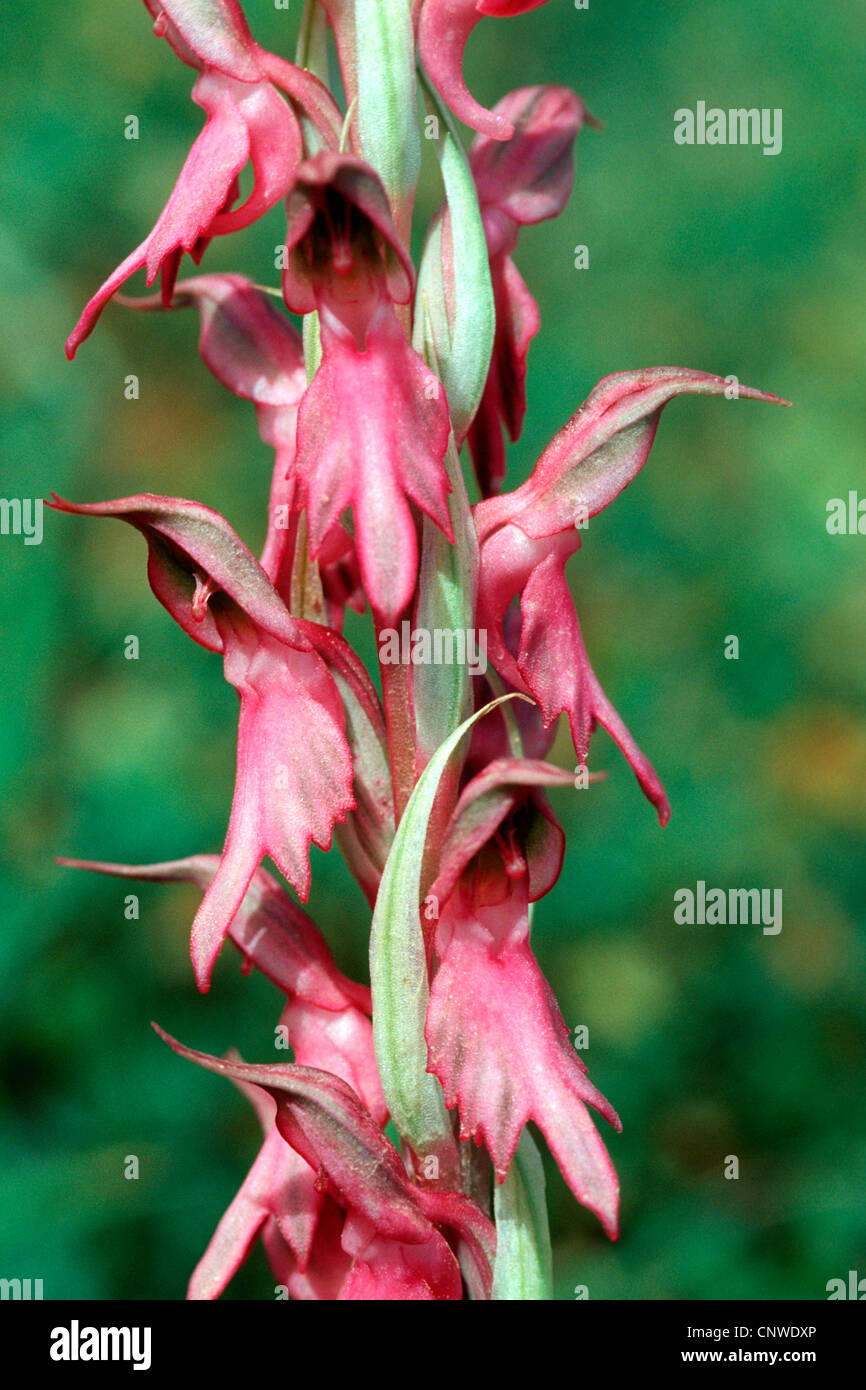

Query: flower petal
<box><xmin>418</xmin><ymin>0</ymin><xmax>547</xmax><ymax>140</ymax></box>
<box><xmin>295</xmin><ymin>307</ymin><xmax>452</xmax><ymax>622</ymax></box>
<box><xmin>470</xmin><ymin>84</ymin><xmax>593</xmax><ymax>229</ymax></box>
<box><xmin>426</xmin><ymin>880</ymin><xmax>621</xmax><ymax>1239</ymax></box>
<box><xmin>477</xmin><ymin>367</ymin><xmax>790</xmax><ymax>543</ymax></box>
<box><xmin>155</xmin><ymin>1031</ymin><xmax>436</xmax><ymax>1243</ymax></box>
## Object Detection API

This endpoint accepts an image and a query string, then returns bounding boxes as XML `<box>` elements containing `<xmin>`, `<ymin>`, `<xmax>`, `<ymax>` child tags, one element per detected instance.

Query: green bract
<box><xmin>369</xmin><ymin>695</ymin><xmax>527</xmax><ymax>1179</ymax></box>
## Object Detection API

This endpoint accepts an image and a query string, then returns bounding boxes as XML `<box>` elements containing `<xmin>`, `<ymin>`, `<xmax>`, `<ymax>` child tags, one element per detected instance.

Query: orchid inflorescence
<box><xmin>57</xmin><ymin>0</ymin><xmax>785</xmax><ymax>1300</ymax></box>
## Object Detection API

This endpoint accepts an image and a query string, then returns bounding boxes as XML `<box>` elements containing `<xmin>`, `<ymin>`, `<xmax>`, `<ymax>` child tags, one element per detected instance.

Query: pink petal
<box><xmin>426</xmin><ymin>880</ymin><xmax>621</xmax><ymax>1238</ymax></box>
<box><xmin>517</xmin><ymin>548</ymin><xmax>670</xmax><ymax>824</ymax></box>
<box><xmin>475</xmin><ymin>0</ymin><xmax>550</xmax><ymax>13</ymax></box>
<box><xmin>66</xmin><ymin>74</ymin><xmax>250</xmax><ymax>358</ymax></box>
<box><xmin>263</xmin><ymin>1196</ymin><xmax>351</xmax><ymax>1299</ymax></box>
<box><xmin>467</xmin><ymin>252</ymin><xmax>539</xmax><ymax>494</ymax></box>
<box><xmin>188</xmin><ymin>1125</ymin><xmax>322</xmax><ymax>1298</ymax></box>
<box><xmin>190</xmin><ymin>635</ymin><xmax>354</xmax><ymax>987</ymax></box>
<box><xmin>339</xmin><ymin>1215</ymin><xmax>462</xmax><ymax>1301</ymax></box>
<box><xmin>413</xmin><ymin>1185</ymin><xmax>498</xmax><ymax>1300</ymax></box>
<box><xmin>145</xmin><ymin>0</ymin><xmax>263</xmax><ymax>82</ymax></box>
<box><xmin>208</xmin><ymin>81</ymin><xmax>302</xmax><ymax>235</ymax></box>
<box><xmin>470</xmin><ymin>85</ymin><xmax>593</xmax><ymax>228</ymax></box>
<box><xmin>294</xmin><ymin>303</ymin><xmax>452</xmax><ymax>622</ymax></box>
<box><xmin>418</xmin><ymin>0</ymin><xmax>517</xmax><ymax>140</ymax></box>
<box><xmin>283</xmin><ymin>999</ymin><xmax>387</xmax><ymax>1129</ymax></box>
<box><xmin>145</xmin><ymin>73</ymin><xmax>251</xmax><ymax>275</ymax></box>
<box><xmin>254</xmin><ymin>48</ymin><xmax>344</xmax><ymax>150</ymax></box>
<box><xmin>187</xmin><ymin>1184</ymin><xmax>267</xmax><ymax>1300</ymax></box>
<box><xmin>170</xmin><ymin>273</ymin><xmax>305</xmax><ymax>405</ymax></box>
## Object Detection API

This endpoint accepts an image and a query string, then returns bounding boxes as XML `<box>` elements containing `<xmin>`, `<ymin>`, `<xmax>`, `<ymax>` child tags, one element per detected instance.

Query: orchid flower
<box><xmin>66</xmin><ymin>0</ymin><xmax>342</xmax><ymax>358</ymax></box>
<box><xmin>474</xmin><ymin>369</ymin><xmax>788</xmax><ymax>821</ymax></box>
<box><xmin>467</xmin><ymin>85</ymin><xmax>598</xmax><ymax>493</ymax></box>
<box><xmin>49</xmin><ymin>493</ymin><xmax>355</xmax><ymax>988</ymax></box>
<box><xmin>281</xmin><ymin>152</ymin><xmax>452</xmax><ymax>624</ymax></box>
<box><xmin>422</xmin><ymin>758</ymin><xmax>621</xmax><ymax>1237</ymax></box>
<box><xmin>60</xmin><ymin>0</ymin><xmax>789</xmax><ymax>1299</ymax></box>
<box><xmin>58</xmin><ymin>854</ymin><xmax>392</xmax><ymax>1295</ymax></box>
<box><xmin>156</xmin><ymin>1029</ymin><xmax>497</xmax><ymax>1300</ymax></box>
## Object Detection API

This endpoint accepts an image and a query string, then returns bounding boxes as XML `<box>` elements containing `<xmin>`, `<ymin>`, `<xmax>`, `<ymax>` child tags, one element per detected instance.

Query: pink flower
<box><xmin>476</xmin><ymin>520</ymin><xmax>671</xmax><ymax>821</ymax></box>
<box><xmin>282</xmin><ymin>152</ymin><xmax>452</xmax><ymax>623</ymax></box>
<box><xmin>60</xmin><ymin>853</ymin><xmax>386</xmax><ymax>1116</ymax></box>
<box><xmin>66</xmin><ymin>0</ymin><xmax>342</xmax><ymax>358</ymax></box>
<box><xmin>49</xmin><ymin>493</ymin><xmax>355</xmax><ymax>988</ymax></box>
<box><xmin>474</xmin><ymin>369</ymin><xmax>788</xmax><ymax>820</ymax></box>
<box><xmin>64</xmin><ymin>856</ymin><xmax>396</xmax><ymax>1296</ymax></box>
<box><xmin>137</xmin><ymin>272</ymin><xmax>365</xmax><ymax>627</ymax></box>
<box><xmin>466</xmin><ymin>85</ymin><xmax>597</xmax><ymax>493</ymax></box>
<box><xmin>423</xmin><ymin>760</ymin><xmax>621</xmax><ymax>1237</ymax></box>
<box><xmin>427</xmin><ymin>755</ymin><xmax>574</xmax><ymax>915</ymax></box>
<box><xmin>188</xmin><ymin>1081</ymin><xmax>326</xmax><ymax>1300</ymax></box>
<box><xmin>157</xmin><ymin>1030</ymin><xmax>497</xmax><ymax>1299</ymax></box>
<box><xmin>418</xmin><ymin>0</ymin><xmax>551</xmax><ymax>140</ymax></box>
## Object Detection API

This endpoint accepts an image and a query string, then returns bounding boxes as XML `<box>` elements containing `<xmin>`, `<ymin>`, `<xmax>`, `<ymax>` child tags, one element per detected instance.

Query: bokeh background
<box><xmin>1</xmin><ymin>0</ymin><xmax>864</xmax><ymax>1300</ymax></box>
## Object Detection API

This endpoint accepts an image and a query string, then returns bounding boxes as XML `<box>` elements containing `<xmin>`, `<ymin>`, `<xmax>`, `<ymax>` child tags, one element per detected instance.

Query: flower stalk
<box><xmin>59</xmin><ymin>0</ymin><xmax>788</xmax><ymax>1299</ymax></box>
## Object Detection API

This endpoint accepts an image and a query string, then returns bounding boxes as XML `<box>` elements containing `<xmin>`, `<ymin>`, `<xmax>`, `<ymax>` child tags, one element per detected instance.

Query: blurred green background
<box><xmin>1</xmin><ymin>0</ymin><xmax>864</xmax><ymax>1300</ymax></box>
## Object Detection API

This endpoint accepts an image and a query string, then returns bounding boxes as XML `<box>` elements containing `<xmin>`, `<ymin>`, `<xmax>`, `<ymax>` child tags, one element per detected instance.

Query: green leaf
<box><xmin>413</xmin><ymin>429</ymin><xmax>479</xmax><ymax>763</ymax></box>
<box><xmin>355</xmin><ymin>0</ymin><xmax>421</xmax><ymax>213</ymax></box>
<box><xmin>492</xmin><ymin>1128</ymin><xmax>554</xmax><ymax>1301</ymax></box>
<box><xmin>370</xmin><ymin>694</ymin><xmax>527</xmax><ymax>1178</ymax></box>
<box><xmin>415</xmin><ymin>68</ymin><xmax>495</xmax><ymax>440</ymax></box>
